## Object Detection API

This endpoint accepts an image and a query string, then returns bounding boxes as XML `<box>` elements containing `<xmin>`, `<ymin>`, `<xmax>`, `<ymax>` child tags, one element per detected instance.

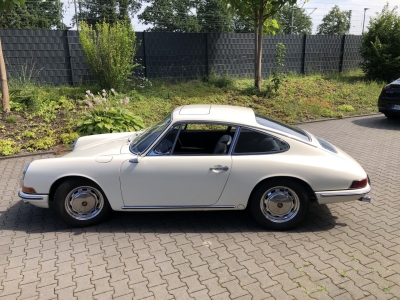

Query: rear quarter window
<box><xmin>234</xmin><ymin>128</ymin><xmax>289</xmax><ymax>154</ymax></box>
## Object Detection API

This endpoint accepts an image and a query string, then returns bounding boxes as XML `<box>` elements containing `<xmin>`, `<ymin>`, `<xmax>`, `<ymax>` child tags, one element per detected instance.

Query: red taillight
<box><xmin>382</xmin><ymin>85</ymin><xmax>391</xmax><ymax>92</ymax></box>
<box><xmin>350</xmin><ymin>178</ymin><xmax>368</xmax><ymax>189</ymax></box>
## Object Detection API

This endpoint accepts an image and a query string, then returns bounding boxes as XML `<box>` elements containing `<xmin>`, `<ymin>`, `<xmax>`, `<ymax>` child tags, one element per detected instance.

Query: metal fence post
<box><xmin>339</xmin><ymin>35</ymin><xmax>346</xmax><ymax>73</ymax></box>
<box><xmin>205</xmin><ymin>33</ymin><xmax>209</xmax><ymax>79</ymax></box>
<box><xmin>142</xmin><ymin>32</ymin><xmax>147</xmax><ymax>78</ymax></box>
<box><xmin>301</xmin><ymin>34</ymin><xmax>307</xmax><ymax>74</ymax></box>
<box><xmin>65</xmin><ymin>30</ymin><xmax>76</xmax><ymax>86</ymax></box>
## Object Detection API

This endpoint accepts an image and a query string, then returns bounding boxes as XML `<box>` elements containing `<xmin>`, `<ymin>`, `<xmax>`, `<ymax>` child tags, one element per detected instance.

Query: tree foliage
<box><xmin>223</xmin><ymin>0</ymin><xmax>297</xmax><ymax>91</ymax></box>
<box><xmin>2</xmin><ymin>0</ymin><xmax>62</xmax><ymax>29</ymax></box>
<box><xmin>276</xmin><ymin>4</ymin><xmax>312</xmax><ymax>34</ymax></box>
<box><xmin>197</xmin><ymin>0</ymin><xmax>233</xmax><ymax>33</ymax></box>
<box><xmin>138</xmin><ymin>0</ymin><xmax>200</xmax><ymax>32</ymax></box>
<box><xmin>74</xmin><ymin>0</ymin><xmax>141</xmax><ymax>26</ymax></box>
<box><xmin>233</xmin><ymin>14</ymin><xmax>253</xmax><ymax>32</ymax></box>
<box><xmin>79</xmin><ymin>21</ymin><xmax>140</xmax><ymax>89</ymax></box>
<box><xmin>317</xmin><ymin>5</ymin><xmax>350</xmax><ymax>35</ymax></box>
<box><xmin>360</xmin><ymin>4</ymin><xmax>400</xmax><ymax>82</ymax></box>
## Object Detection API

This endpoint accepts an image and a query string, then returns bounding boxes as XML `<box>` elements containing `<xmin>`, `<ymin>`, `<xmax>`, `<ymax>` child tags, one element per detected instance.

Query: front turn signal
<box><xmin>22</xmin><ymin>186</ymin><xmax>37</xmax><ymax>194</ymax></box>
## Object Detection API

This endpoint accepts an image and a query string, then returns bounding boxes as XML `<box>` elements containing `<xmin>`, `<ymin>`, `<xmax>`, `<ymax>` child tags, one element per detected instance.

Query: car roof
<box><xmin>389</xmin><ymin>78</ymin><xmax>400</xmax><ymax>86</ymax></box>
<box><xmin>171</xmin><ymin>104</ymin><xmax>258</xmax><ymax>126</ymax></box>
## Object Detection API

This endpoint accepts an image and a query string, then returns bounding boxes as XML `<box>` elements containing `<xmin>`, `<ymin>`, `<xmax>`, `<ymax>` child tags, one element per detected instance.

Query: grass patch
<box><xmin>0</xmin><ymin>70</ymin><xmax>383</xmax><ymax>156</ymax></box>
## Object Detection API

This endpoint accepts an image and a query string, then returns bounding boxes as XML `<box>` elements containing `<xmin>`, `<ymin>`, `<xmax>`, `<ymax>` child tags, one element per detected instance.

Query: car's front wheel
<box><xmin>249</xmin><ymin>179</ymin><xmax>310</xmax><ymax>230</ymax></box>
<box><xmin>53</xmin><ymin>178</ymin><xmax>112</xmax><ymax>227</ymax></box>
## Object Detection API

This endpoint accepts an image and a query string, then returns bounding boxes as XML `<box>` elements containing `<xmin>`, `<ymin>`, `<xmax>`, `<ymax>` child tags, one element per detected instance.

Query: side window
<box><xmin>234</xmin><ymin>128</ymin><xmax>288</xmax><ymax>154</ymax></box>
<box><xmin>172</xmin><ymin>123</ymin><xmax>236</xmax><ymax>155</ymax></box>
<box><xmin>151</xmin><ymin>125</ymin><xmax>180</xmax><ymax>155</ymax></box>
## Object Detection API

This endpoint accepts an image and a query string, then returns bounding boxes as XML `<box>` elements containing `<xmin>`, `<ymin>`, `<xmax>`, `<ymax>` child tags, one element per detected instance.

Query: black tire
<box><xmin>384</xmin><ymin>113</ymin><xmax>399</xmax><ymax>119</ymax></box>
<box><xmin>249</xmin><ymin>179</ymin><xmax>310</xmax><ymax>230</ymax></box>
<box><xmin>53</xmin><ymin>178</ymin><xmax>112</xmax><ymax>227</ymax></box>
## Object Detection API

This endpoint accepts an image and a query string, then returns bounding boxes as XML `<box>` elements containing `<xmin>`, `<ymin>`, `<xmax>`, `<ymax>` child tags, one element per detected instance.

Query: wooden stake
<box><xmin>0</xmin><ymin>38</ymin><xmax>10</xmax><ymax>113</ymax></box>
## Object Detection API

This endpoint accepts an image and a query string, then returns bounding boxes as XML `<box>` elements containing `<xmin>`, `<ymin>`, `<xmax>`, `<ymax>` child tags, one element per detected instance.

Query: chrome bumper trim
<box><xmin>18</xmin><ymin>190</ymin><xmax>44</xmax><ymax>200</ymax></box>
<box><xmin>316</xmin><ymin>184</ymin><xmax>371</xmax><ymax>204</ymax></box>
<box><xmin>121</xmin><ymin>205</ymin><xmax>236</xmax><ymax>210</ymax></box>
<box><xmin>18</xmin><ymin>190</ymin><xmax>50</xmax><ymax>209</ymax></box>
<box><xmin>319</xmin><ymin>185</ymin><xmax>371</xmax><ymax>197</ymax></box>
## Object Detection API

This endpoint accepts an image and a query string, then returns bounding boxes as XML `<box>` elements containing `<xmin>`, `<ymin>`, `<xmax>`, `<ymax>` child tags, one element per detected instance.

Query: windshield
<box><xmin>130</xmin><ymin>114</ymin><xmax>171</xmax><ymax>154</ymax></box>
<box><xmin>255</xmin><ymin>114</ymin><xmax>310</xmax><ymax>142</ymax></box>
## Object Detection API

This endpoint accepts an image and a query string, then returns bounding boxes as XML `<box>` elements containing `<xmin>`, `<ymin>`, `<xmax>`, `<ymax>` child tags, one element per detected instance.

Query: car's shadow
<box><xmin>352</xmin><ymin>115</ymin><xmax>400</xmax><ymax>130</ymax></box>
<box><xmin>1</xmin><ymin>200</ymin><xmax>344</xmax><ymax>235</ymax></box>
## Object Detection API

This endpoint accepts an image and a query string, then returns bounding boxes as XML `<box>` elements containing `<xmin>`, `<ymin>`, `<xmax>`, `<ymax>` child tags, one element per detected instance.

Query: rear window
<box><xmin>316</xmin><ymin>136</ymin><xmax>337</xmax><ymax>154</ymax></box>
<box><xmin>255</xmin><ymin>114</ymin><xmax>310</xmax><ymax>142</ymax></box>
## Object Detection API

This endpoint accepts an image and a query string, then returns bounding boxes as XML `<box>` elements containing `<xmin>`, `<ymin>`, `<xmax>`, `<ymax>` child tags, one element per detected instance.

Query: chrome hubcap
<box><xmin>65</xmin><ymin>186</ymin><xmax>104</xmax><ymax>220</ymax></box>
<box><xmin>260</xmin><ymin>186</ymin><xmax>300</xmax><ymax>223</ymax></box>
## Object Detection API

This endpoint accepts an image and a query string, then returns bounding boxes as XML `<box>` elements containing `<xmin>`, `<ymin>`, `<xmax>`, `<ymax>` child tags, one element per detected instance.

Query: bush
<box><xmin>5</xmin><ymin>115</ymin><xmax>17</xmax><ymax>123</ymax></box>
<box><xmin>0</xmin><ymin>139</ymin><xmax>20</xmax><ymax>156</ymax></box>
<box><xmin>77</xmin><ymin>89</ymin><xmax>145</xmax><ymax>135</ymax></box>
<box><xmin>79</xmin><ymin>20</ymin><xmax>140</xmax><ymax>89</ymax></box>
<box><xmin>360</xmin><ymin>4</ymin><xmax>400</xmax><ymax>82</ymax></box>
<box><xmin>24</xmin><ymin>137</ymin><xmax>56</xmax><ymax>151</ymax></box>
<box><xmin>338</xmin><ymin>104</ymin><xmax>355</xmax><ymax>112</ymax></box>
<box><xmin>270</xmin><ymin>42</ymin><xmax>286</xmax><ymax>93</ymax></box>
<box><xmin>207</xmin><ymin>70</ymin><xmax>234</xmax><ymax>88</ymax></box>
<box><xmin>61</xmin><ymin>132</ymin><xmax>80</xmax><ymax>145</ymax></box>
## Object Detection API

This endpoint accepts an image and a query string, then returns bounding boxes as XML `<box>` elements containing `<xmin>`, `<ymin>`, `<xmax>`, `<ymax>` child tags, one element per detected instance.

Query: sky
<box><xmin>62</xmin><ymin>0</ymin><xmax>399</xmax><ymax>34</ymax></box>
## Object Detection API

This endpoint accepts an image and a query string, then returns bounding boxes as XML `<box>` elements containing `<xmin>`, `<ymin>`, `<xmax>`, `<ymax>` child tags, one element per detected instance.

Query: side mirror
<box><xmin>129</xmin><ymin>155</ymin><xmax>139</xmax><ymax>163</ymax></box>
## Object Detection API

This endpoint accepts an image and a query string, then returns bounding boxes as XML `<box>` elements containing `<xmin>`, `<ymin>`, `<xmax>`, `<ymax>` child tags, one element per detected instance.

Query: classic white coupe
<box><xmin>19</xmin><ymin>105</ymin><xmax>371</xmax><ymax>230</ymax></box>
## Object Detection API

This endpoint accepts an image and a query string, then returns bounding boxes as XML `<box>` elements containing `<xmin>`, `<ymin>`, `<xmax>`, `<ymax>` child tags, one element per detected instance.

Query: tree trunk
<box><xmin>256</xmin><ymin>10</ymin><xmax>263</xmax><ymax>92</ymax></box>
<box><xmin>0</xmin><ymin>38</ymin><xmax>10</xmax><ymax>113</ymax></box>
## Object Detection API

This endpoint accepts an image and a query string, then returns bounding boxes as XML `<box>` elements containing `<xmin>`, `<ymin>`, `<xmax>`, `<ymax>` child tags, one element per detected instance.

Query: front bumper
<box><xmin>18</xmin><ymin>189</ymin><xmax>50</xmax><ymax>208</ymax></box>
<box><xmin>315</xmin><ymin>184</ymin><xmax>371</xmax><ymax>204</ymax></box>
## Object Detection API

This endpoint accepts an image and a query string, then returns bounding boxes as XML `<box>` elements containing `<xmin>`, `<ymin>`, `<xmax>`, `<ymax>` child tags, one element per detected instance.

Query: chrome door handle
<box><xmin>210</xmin><ymin>165</ymin><xmax>229</xmax><ymax>171</ymax></box>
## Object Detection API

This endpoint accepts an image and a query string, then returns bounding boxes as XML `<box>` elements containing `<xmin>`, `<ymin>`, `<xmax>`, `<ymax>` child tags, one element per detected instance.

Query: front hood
<box><xmin>64</xmin><ymin>132</ymin><xmax>135</xmax><ymax>158</ymax></box>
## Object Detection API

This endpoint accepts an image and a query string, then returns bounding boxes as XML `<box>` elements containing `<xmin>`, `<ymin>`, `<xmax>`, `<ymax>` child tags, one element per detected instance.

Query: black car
<box><xmin>378</xmin><ymin>78</ymin><xmax>400</xmax><ymax>119</ymax></box>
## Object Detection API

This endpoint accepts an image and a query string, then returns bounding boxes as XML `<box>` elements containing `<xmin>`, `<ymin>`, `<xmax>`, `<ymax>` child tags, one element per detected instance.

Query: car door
<box><xmin>217</xmin><ymin>127</ymin><xmax>290</xmax><ymax>206</ymax></box>
<box><xmin>120</xmin><ymin>123</ymin><xmax>235</xmax><ymax>207</ymax></box>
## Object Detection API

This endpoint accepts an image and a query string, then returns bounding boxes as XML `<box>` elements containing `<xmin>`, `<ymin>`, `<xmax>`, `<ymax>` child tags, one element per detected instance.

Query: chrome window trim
<box><xmin>228</xmin><ymin>126</ymin><xmax>241</xmax><ymax>155</ymax></box>
<box><xmin>141</xmin><ymin>119</ymin><xmax>315</xmax><ymax>158</ymax></box>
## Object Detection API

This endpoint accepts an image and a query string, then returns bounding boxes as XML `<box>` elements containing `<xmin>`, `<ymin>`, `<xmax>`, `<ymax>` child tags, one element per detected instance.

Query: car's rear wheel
<box><xmin>249</xmin><ymin>179</ymin><xmax>310</xmax><ymax>230</ymax></box>
<box><xmin>53</xmin><ymin>178</ymin><xmax>112</xmax><ymax>227</ymax></box>
<box><xmin>384</xmin><ymin>113</ymin><xmax>399</xmax><ymax>119</ymax></box>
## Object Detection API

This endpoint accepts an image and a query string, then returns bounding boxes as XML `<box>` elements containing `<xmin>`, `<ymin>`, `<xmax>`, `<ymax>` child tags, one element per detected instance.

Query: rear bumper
<box><xmin>18</xmin><ymin>189</ymin><xmax>49</xmax><ymax>208</ymax></box>
<box><xmin>315</xmin><ymin>184</ymin><xmax>371</xmax><ymax>204</ymax></box>
<box><xmin>378</xmin><ymin>107</ymin><xmax>400</xmax><ymax>115</ymax></box>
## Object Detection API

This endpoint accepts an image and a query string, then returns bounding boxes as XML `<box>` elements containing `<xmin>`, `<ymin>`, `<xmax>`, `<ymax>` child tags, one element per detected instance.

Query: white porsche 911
<box><xmin>19</xmin><ymin>105</ymin><xmax>371</xmax><ymax>230</ymax></box>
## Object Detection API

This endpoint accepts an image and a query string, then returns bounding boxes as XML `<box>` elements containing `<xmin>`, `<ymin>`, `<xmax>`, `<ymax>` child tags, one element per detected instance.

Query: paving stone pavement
<box><xmin>1</xmin><ymin>114</ymin><xmax>400</xmax><ymax>300</ymax></box>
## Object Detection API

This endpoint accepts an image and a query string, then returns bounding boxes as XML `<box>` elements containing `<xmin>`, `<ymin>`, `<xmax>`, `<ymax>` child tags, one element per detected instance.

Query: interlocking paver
<box><xmin>2</xmin><ymin>115</ymin><xmax>400</xmax><ymax>299</ymax></box>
